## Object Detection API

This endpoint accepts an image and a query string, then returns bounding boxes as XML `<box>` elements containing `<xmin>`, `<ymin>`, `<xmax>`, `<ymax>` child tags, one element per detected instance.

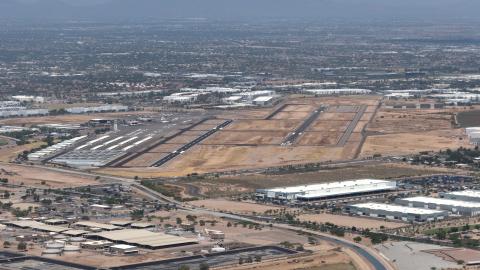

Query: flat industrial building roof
<box><xmin>261</xmin><ymin>179</ymin><xmax>395</xmax><ymax>200</ymax></box>
<box><xmin>264</xmin><ymin>179</ymin><xmax>393</xmax><ymax>194</ymax></box>
<box><xmin>6</xmin><ymin>220</ymin><xmax>68</xmax><ymax>233</ymax></box>
<box><xmin>75</xmin><ymin>221</ymin><xmax>121</xmax><ymax>231</ymax></box>
<box><xmin>446</xmin><ymin>190</ymin><xmax>480</xmax><ymax>198</ymax></box>
<box><xmin>351</xmin><ymin>203</ymin><xmax>446</xmax><ymax>215</ymax></box>
<box><xmin>62</xmin><ymin>229</ymin><xmax>89</xmax><ymax>236</ymax></box>
<box><xmin>89</xmin><ymin>229</ymin><xmax>198</xmax><ymax>249</ymax></box>
<box><xmin>399</xmin><ymin>197</ymin><xmax>480</xmax><ymax>208</ymax></box>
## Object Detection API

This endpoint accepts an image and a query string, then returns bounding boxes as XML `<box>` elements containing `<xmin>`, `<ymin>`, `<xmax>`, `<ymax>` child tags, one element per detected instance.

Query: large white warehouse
<box><xmin>347</xmin><ymin>203</ymin><xmax>447</xmax><ymax>222</ymax></box>
<box><xmin>256</xmin><ymin>179</ymin><xmax>396</xmax><ymax>201</ymax></box>
<box><xmin>396</xmin><ymin>196</ymin><xmax>480</xmax><ymax>216</ymax></box>
<box><xmin>442</xmin><ymin>190</ymin><xmax>480</xmax><ymax>203</ymax></box>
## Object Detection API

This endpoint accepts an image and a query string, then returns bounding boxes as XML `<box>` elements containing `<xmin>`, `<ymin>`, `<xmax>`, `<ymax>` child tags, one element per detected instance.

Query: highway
<box><xmin>151</xmin><ymin>120</ymin><xmax>233</xmax><ymax>167</ymax></box>
<box><xmin>282</xmin><ymin>106</ymin><xmax>326</xmax><ymax>145</ymax></box>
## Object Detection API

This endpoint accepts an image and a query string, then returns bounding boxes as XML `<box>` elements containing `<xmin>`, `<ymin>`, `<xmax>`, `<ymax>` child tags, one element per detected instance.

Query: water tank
<box><xmin>63</xmin><ymin>245</ymin><xmax>81</xmax><ymax>252</ymax></box>
<box><xmin>42</xmin><ymin>249</ymin><xmax>62</xmax><ymax>255</ymax></box>
<box><xmin>45</xmin><ymin>242</ymin><xmax>64</xmax><ymax>249</ymax></box>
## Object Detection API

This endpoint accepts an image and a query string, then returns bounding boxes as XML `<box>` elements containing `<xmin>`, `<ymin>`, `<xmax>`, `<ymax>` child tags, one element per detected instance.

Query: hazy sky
<box><xmin>1</xmin><ymin>0</ymin><xmax>480</xmax><ymax>23</ymax></box>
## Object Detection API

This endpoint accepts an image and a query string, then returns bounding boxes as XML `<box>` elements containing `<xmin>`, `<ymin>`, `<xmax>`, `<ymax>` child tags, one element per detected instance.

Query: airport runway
<box><xmin>151</xmin><ymin>120</ymin><xmax>233</xmax><ymax>167</ymax></box>
<box><xmin>336</xmin><ymin>105</ymin><xmax>367</xmax><ymax>146</ymax></box>
<box><xmin>282</xmin><ymin>105</ymin><xmax>326</xmax><ymax>145</ymax></box>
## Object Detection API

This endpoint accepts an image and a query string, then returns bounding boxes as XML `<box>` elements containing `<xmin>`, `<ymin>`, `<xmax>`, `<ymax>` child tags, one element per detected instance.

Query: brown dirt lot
<box><xmin>319</xmin><ymin>113</ymin><xmax>356</xmax><ymax>121</ymax></box>
<box><xmin>360</xmin><ymin>129</ymin><xmax>469</xmax><ymax>157</ymax></box>
<box><xmin>0</xmin><ymin>141</ymin><xmax>45</xmax><ymax>162</ymax></box>
<box><xmin>282</xmin><ymin>104</ymin><xmax>317</xmax><ymax>112</ymax></box>
<box><xmin>297</xmin><ymin>132</ymin><xmax>342</xmax><ymax>146</ymax></box>
<box><xmin>353</xmin><ymin>121</ymin><xmax>368</xmax><ymax>133</ymax></box>
<box><xmin>203</xmin><ymin>131</ymin><xmax>288</xmax><ymax>145</ymax></box>
<box><xmin>159</xmin><ymin>145</ymin><xmax>344</xmax><ymax>174</ymax></box>
<box><xmin>188</xmin><ymin>199</ymin><xmax>283</xmax><ymax>214</ymax></box>
<box><xmin>367</xmin><ymin>109</ymin><xmax>453</xmax><ymax>134</ymax></box>
<box><xmin>99</xmin><ymin>145</ymin><xmax>345</xmax><ymax>177</ymax></box>
<box><xmin>227</xmin><ymin>119</ymin><xmax>301</xmax><ymax>131</ymax></box>
<box><xmin>271</xmin><ymin>111</ymin><xmax>311</xmax><ymax>120</ymax></box>
<box><xmin>0</xmin><ymin>163</ymin><xmax>99</xmax><ymax>188</ymax></box>
<box><xmin>308</xmin><ymin>120</ymin><xmax>350</xmax><ymax>132</ymax></box>
<box><xmin>298</xmin><ymin>213</ymin><xmax>406</xmax><ymax>230</ymax></box>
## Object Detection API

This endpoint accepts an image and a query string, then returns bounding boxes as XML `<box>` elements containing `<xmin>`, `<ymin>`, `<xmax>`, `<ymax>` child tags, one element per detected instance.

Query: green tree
<box><xmin>199</xmin><ymin>262</ymin><xmax>209</xmax><ymax>270</ymax></box>
<box><xmin>17</xmin><ymin>242</ymin><xmax>27</xmax><ymax>250</ymax></box>
<box><xmin>435</xmin><ymin>229</ymin><xmax>447</xmax><ymax>240</ymax></box>
<box><xmin>353</xmin><ymin>236</ymin><xmax>362</xmax><ymax>243</ymax></box>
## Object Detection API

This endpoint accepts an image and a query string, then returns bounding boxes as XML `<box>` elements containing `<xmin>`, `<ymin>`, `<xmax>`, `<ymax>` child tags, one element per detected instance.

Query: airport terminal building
<box><xmin>396</xmin><ymin>196</ymin><xmax>480</xmax><ymax>216</ymax></box>
<box><xmin>347</xmin><ymin>202</ymin><xmax>447</xmax><ymax>222</ymax></box>
<box><xmin>256</xmin><ymin>179</ymin><xmax>397</xmax><ymax>201</ymax></box>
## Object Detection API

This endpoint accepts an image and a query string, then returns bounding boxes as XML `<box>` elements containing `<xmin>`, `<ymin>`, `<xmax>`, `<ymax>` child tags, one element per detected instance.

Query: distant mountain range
<box><xmin>1</xmin><ymin>0</ymin><xmax>480</xmax><ymax>23</ymax></box>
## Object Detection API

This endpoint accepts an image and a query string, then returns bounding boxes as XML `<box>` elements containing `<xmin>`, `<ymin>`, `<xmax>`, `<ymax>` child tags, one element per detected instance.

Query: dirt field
<box><xmin>101</xmin><ymin>145</ymin><xmax>345</xmax><ymax>177</ymax></box>
<box><xmin>0</xmin><ymin>141</ymin><xmax>45</xmax><ymax>162</ymax></box>
<box><xmin>360</xmin><ymin>129</ymin><xmax>469</xmax><ymax>157</ymax></box>
<box><xmin>0</xmin><ymin>163</ymin><xmax>99</xmax><ymax>188</ymax></box>
<box><xmin>204</xmin><ymin>131</ymin><xmax>288</xmax><ymax>145</ymax></box>
<box><xmin>228</xmin><ymin>119</ymin><xmax>301</xmax><ymax>131</ymax></box>
<box><xmin>188</xmin><ymin>199</ymin><xmax>284</xmax><ymax>214</ymax></box>
<box><xmin>271</xmin><ymin>111</ymin><xmax>311</xmax><ymax>120</ymax></box>
<box><xmin>298</xmin><ymin>213</ymin><xmax>406</xmax><ymax>230</ymax></box>
<box><xmin>367</xmin><ymin>109</ymin><xmax>453</xmax><ymax>134</ymax></box>
<box><xmin>297</xmin><ymin>132</ymin><xmax>342</xmax><ymax>146</ymax></box>
<box><xmin>282</xmin><ymin>104</ymin><xmax>318</xmax><ymax>112</ymax></box>
<box><xmin>309</xmin><ymin>120</ymin><xmax>350</xmax><ymax>132</ymax></box>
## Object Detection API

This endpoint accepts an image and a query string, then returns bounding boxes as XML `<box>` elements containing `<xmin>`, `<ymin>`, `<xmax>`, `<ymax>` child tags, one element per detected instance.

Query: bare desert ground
<box><xmin>0</xmin><ymin>163</ymin><xmax>99</xmax><ymax>188</ymax></box>
<box><xmin>298</xmin><ymin>213</ymin><xmax>406</xmax><ymax>230</ymax></box>
<box><xmin>188</xmin><ymin>199</ymin><xmax>284</xmax><ymax>214</ymax></box>
<box><xmin>360</xmin><ymin>129</ymin><xmax>469</xmax><ymax>157</ymax></box>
